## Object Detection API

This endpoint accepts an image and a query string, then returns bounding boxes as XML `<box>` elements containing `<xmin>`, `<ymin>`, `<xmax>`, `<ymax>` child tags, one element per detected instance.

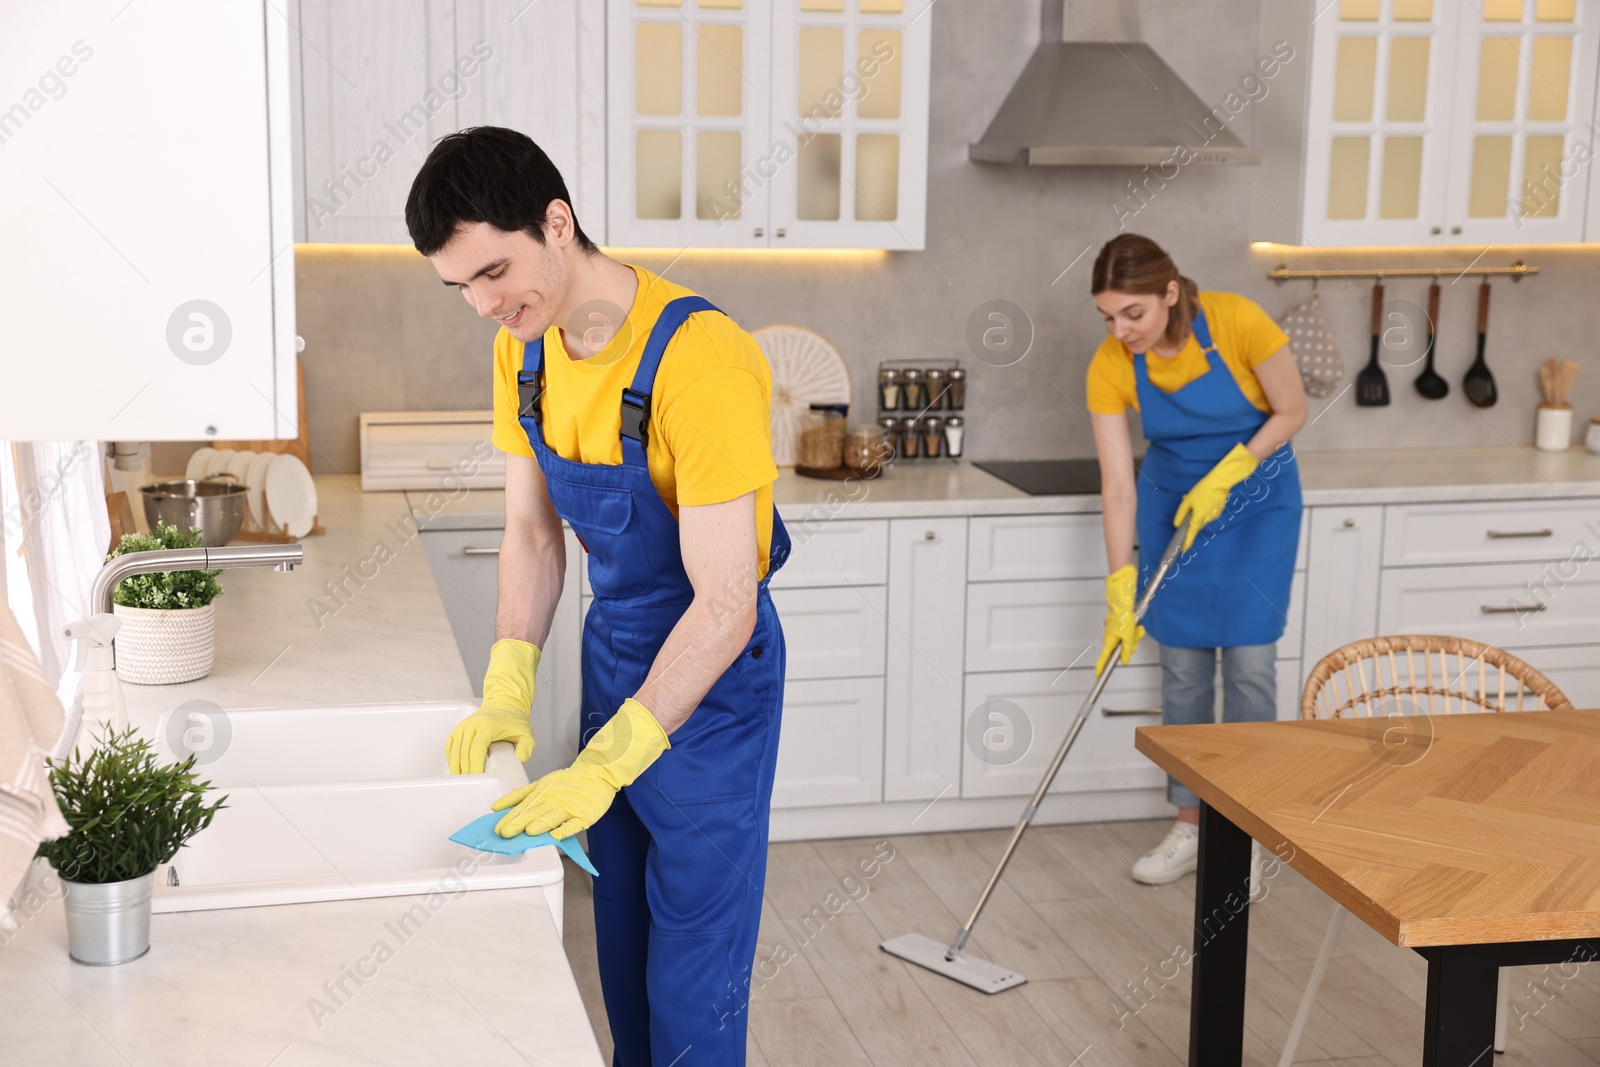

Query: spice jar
<box><xmin>900</xmin><ymin>418</ymin><xmax>925</xmax><ymax>458</ymax></box>
<box><xmin>843</xmin><ymin>424</ymin><xmax>887</xmax><ymax>472</ymax></box>
<box><xmin>924</xmin><ymin>368</ymin><xmax>948</xmax><ymax>410</ymax></box>
<box><xmin>922</xmin><ymin>416</ymin><xmax>943</xmax><ymax>459</ymax></box>
<box><xmin>878</xmin><ymin>416</ymin><xmax>901</xmax><ymax>461</ymax></box>
<box><xmin>943</xmin><ymin>415</ymin><xmax>965</xmax><ymax>458</ymax></box>
<box><xmin>901</xmin><ymin>369</ymin><xmax>925</xmax><ymax>412</ymax></box>
<box><xmin>1587</xmin><ymin>418</ymin><xmax>1600</xmax><ymax>456</ymax></box>
<box><xmin>799</xmin><ymin>404</ymin><xmax>844</xmax><ymax>469</ymax></box>
<box><xmin>878</xmin><ymin>368</ymin><xmax>902</xmax><ymax>411</ymax></box>
<box><xmin>946</xmin><ymin>367</ymin><xmax>967</xmax><ymax>410</ymax></box>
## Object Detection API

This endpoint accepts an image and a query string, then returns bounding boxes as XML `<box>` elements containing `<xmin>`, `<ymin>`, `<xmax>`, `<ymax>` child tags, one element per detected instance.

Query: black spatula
<box><xmin>1462</xmin><ymin>281</ymin><xmax>1497</xmax><ymax>408</ymax></box>
<box><xmin>1356</xmin><ymin>280</ymin><xmax>1390</xmax><ymax>407</ymax></box>
<box><xmin>1414</xmin><ymin>281</ymin><xmax>1448</xmax><ymax>399</ymax></box>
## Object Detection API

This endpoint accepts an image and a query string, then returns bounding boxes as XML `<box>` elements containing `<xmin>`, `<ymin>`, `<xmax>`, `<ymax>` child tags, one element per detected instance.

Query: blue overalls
<box><xmin>517</xmin><ymin>296</ymin><xmax>790</xmax><ymax>1066</ymax></box>
<box><xmin>1133</xmin><ymin>310</ymin><xmax>1301</xmax><ymax>648</ymax></box>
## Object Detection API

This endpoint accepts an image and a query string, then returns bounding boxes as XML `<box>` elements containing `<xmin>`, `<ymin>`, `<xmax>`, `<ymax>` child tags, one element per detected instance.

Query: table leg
<box><xmin>1189</xmin><ymin>802</ymin><xmax>1252</xmax><ymax>1066</ymax></box>
<box><xmin>1421</xmin><ymin>945</ymin><xmax>1499</xmax><ymax>1066</ymax></box>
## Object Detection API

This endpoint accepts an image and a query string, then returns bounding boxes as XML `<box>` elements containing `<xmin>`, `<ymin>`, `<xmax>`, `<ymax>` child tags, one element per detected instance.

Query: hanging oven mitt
<box><xmin>1277</xmin><ymin>291</ymin><xmax>1344</xmax><ymax>398</ymax></box>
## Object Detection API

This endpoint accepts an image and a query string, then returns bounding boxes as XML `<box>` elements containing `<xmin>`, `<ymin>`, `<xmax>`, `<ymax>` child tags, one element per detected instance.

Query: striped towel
<box><xmin>0</xmin><ymin>603</ymin><xmax>69</xmax><ymax>931</ymax></box>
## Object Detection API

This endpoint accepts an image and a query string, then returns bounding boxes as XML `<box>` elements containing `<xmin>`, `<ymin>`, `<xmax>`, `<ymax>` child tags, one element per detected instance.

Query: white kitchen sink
<box><xmin>149</xmin><ymin>702</ymin><xmax>564</xmax><ymax>929</ymax></box>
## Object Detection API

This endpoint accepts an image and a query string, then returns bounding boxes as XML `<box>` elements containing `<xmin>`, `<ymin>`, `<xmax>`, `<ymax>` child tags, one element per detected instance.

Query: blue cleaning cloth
<box><xmin>450</xmin><ymin>811</ymin><xmax>599</xmax><ymax>877</ymax></box>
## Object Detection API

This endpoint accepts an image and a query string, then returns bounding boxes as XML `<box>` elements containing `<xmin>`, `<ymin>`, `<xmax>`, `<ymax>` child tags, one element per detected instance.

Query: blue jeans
<box><xmin>1159</xmin><ymin>643</ymin><xmax>1277</xmax><ymax>808</ymax></box>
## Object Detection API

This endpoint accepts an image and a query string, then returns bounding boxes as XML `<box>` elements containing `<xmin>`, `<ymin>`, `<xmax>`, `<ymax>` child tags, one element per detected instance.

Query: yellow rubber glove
<box><xmin>491</xmin><ymin>697</ymin><xmax>669</xmax><ymax>840</ymax></box>
<box><xmin>446</xmin><ymin>639</ymin><xmax>540</xmax><ymax>775</ymax></box>
<box><xmin>1095</xmin><ymin>564</ymin><xmax>1144</xmax><ymax>677</ymax></box>
<box><xmin>1174</xmin><ymin>443</ymin><xmax>1259</xmax><ymax>552</ymax></box>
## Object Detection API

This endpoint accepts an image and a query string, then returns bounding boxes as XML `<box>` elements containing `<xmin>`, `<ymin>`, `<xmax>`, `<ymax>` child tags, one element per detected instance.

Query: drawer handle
<box><xmin>1481</xmin><ymin>603</ymin><xmax>1545</xmax><ymax>614</ymax></box>
<box><xmin>1486</xmin><ymin>529</ymin><xmax>1553</xmax><ymax>539</ymax></box>
<box><xmin>462</xmin><ymin>546</ymin><xmax>500</xmax><ymax>556</ymax></box>
<box><xmin>1102</xmin><ymin>707</ymin><xmax>1163</xmax><ymax>717</ymax></box>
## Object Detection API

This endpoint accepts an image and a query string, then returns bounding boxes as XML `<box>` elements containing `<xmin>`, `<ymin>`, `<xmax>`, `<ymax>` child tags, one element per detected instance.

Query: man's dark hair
<box><xmin>405</xmin><ymin>126</ymin><xmax>596</xmax><ymax>257</ymax></box>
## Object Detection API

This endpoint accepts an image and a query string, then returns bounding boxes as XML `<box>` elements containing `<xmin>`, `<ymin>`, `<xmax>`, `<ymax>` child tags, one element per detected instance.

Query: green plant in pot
<box><xmin>107</xmin><ymin>522</ymin><xmax>223</xmax><ymax>685</ymax></box>
<box><xmin>37</xmin><ymin>728</ymin><xmax>226</xmax><ymax>964</ymax></box>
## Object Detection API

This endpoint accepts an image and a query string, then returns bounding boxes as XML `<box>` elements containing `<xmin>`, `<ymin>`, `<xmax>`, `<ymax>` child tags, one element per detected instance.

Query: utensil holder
<box><xmin>1535</xmin><ymin>404</ymin><xmax>1573</xmax><ymax>452</ymax></box>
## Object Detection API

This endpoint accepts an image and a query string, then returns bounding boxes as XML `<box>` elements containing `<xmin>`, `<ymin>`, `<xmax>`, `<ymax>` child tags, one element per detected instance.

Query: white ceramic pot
<box><xmin>112</xmin><ymin>603</ymin><xmax>215</xmax><ymax>685</ymax></box>
<box><xmin>1535</xmin><ymin>404</ymin><xmax>1574</xmax><ymax>453</ymax></box>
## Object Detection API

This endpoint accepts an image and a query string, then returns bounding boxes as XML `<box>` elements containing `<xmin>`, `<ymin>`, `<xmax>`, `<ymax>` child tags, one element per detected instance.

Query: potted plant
<box><xmin>107</xmin><ymin>522</ymin><xmax>223</xmax><ymax>684</ymax></box>
<box><xmin>36</xmin><ymin>727</ymin><xmax>226</xmax><ymax>964</ymax></box>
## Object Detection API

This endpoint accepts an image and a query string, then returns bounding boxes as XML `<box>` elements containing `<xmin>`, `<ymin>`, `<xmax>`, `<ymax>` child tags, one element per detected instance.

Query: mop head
<box><xmin>880</xmin><ymin>933</ymin><xmax>1027</xmax><ymax>994</ymax></box>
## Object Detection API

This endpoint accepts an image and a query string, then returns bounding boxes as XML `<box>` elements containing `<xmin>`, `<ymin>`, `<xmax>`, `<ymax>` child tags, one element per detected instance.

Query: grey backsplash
<box><xmin>155</xmin><ymin>0</ymin><xmax>1600</xmax><ymax>477</ymax></box>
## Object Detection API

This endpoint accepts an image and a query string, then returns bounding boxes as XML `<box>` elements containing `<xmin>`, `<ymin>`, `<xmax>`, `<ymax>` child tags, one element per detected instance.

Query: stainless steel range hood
<box><xmin>969</xmin><ymin>1</ymin><xmax>1257</xmax><ymax>167</ymax></box>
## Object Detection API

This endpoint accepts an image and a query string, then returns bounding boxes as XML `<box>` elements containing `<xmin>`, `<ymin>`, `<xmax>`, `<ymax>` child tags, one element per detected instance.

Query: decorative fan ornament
<box><xmin>753</xmin><ymin>325</ymin><xmax>852</xmax><ymax>466</ymax></box>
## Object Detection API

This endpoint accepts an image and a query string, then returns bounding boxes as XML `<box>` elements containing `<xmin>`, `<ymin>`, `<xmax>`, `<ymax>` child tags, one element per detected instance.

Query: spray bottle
<box><xmin>63</xmin><ymin>614</ymin><xmax>128</xmax><ymax>749</ymax></box>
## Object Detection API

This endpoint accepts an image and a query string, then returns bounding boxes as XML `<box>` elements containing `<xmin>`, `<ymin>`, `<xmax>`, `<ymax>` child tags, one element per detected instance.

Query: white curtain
<box><xmin>6</xmin><ymin>441</ymin><xmax>109</xmax><ymax>706</ymax></box>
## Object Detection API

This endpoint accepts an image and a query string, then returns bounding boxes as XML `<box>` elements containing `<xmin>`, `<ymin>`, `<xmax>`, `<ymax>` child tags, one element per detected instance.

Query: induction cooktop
<box><xmin>974</xmin><ymin>458</ymin><xmax>1136</xmax><ymax>496</ymax></box>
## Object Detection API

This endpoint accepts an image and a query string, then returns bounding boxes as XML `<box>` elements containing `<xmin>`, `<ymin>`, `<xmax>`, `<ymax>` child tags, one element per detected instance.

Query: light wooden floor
<box><xmin>563</xmin><ymin>818</ymin><xmax>1600</xmax><ymax>1065</ymax></box>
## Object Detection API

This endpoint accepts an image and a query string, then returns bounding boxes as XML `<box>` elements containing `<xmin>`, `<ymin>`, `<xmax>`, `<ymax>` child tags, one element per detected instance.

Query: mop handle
<box><xmin>946</xmin><ymin>516</ymin><xmax>1191</xmax><ymax>960</ymax></box>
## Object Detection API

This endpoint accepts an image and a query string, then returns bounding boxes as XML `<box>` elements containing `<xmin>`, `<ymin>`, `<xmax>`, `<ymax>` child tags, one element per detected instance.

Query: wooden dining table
<box><xmin>1135</xmin><ymin>708</ymin><xmax>1600</xmax><ymax>1067</ymax></box>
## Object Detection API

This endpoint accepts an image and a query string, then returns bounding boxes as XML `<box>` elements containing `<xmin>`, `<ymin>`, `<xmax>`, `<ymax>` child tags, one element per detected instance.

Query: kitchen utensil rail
<box><xmin>1268</xmin><ymin>261</ymin><xmax>1538</xmax><ymax>282</ymax></box>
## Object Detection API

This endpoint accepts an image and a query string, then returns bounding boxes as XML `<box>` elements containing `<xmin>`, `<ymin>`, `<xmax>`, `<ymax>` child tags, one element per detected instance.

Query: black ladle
<box><xmin>1462</xmin><ymin>281</ymin><xmax>1497</xmax><ymax>408</ymax></box>
<box><xmin>1414</xmin><ymin>281</ymin><xmax>1447</xmax><ymax>399</ymax></box>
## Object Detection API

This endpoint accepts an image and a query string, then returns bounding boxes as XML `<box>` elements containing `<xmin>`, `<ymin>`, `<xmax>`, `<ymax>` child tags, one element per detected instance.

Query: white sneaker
<box><xmin>1131</xmin><ymin>821</ymin><xmax>1199</xmax><ymax>885</ymax></box>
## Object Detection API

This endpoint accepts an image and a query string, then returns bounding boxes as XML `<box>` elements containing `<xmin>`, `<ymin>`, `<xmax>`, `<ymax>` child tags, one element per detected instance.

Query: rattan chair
<box><xmin>1277</xmin><ymin>635</ymin><xmax>1573</xmax><ymax>1067</ymax></box>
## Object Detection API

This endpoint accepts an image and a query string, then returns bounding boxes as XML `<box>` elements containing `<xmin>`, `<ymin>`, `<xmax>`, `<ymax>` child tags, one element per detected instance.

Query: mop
<box><xmin>880</xmin><ymin>516</ymin><xmax>1190</xmax><ymax>993</ymax></box>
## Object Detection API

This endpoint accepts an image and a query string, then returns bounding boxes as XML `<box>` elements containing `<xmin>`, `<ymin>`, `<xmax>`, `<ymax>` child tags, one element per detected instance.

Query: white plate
<box><xmin>246</xmin><ymin>451</ymin><xmax>278</xmax><ymax>530</ymax></box>
<box><xmin>206</xmin><ymin>449</ymin><xmax>237</xmax><ymax>477</ymax></box>
<box><xmin>185</xmin><ymin>448</ymin><xmax>217</xmax><ymax>481</ymax></box>
<box><xmin>265</xmin><ymin>454</ymin><xmax>316</xmax><ymax>538</ymax></box>
<box><xmin>225</xmin><ymin>450</ymin><xmax>257</xmax><ymax>519</ymax></box>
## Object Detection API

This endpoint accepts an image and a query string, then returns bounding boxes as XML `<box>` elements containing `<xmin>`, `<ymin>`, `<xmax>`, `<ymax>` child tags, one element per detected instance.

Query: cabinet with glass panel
<box><xmin>606</xmin><ymin>0</ymin><xmax>930</xmax><ymax>249</ymax></box>
<box><xmin>1252</xmin><ymin>0</ymin><xmax>1599</xmax><ymax>246</ymax></box>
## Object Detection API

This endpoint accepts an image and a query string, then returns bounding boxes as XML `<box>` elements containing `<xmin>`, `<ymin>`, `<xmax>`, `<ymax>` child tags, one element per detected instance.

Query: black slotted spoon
<box><xmin>1356</xmin><ymin>280</ymin><xmax>1390</xmax><ymax>406</ymax></box>
<box><xmin>1462</xmin><ymin>280</ymin><xmax>1497</xmax><ymax>408</ymax></box>
<box><xmin>1414</xmin><ymin>280</ymin><xmax>1448</xmax><ymax>400</ymax></box>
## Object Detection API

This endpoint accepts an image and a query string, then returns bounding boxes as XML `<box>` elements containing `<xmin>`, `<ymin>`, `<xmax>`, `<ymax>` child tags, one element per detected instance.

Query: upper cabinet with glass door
<box><xmin>1251</xmin><ymin>0</ymin><xmax>1599</xmax><ymax>246</ymax></box>
<box><xmin>606</xmin><ymin>0</ymin><xmax>931</xmax><ymax>249</ymax></box>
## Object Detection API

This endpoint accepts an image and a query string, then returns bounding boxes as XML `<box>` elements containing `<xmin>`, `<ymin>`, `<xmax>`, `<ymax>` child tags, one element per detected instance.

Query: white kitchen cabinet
<box><xmin>2</xmin><ymin>3</ymin><xmax>298</xmax><ymax>442</ymax></box>
<box><xmin>605</xmin><ymin>0</ymin><xmax>930</xmax><ymax>249</ymax></box>
<box><xmin>771</xmin><ymin>676</ymin><xmax>884</xmax><ymax>808</ymax></box>
<box><xmin>419</xmin><ymin>524</ymin><xmax>584</xmax><ymax>779</ymax></box>
<box><xmin>1377</xmin><ymin>558</ymin><xmax>1600</xmax><ymax>649</ymax></box>
<box><xmin>296</xmin><ymin>0</ymin><xmax>604</xmax><ymax>244</ymax></box>
<box><xmin>1523</xmin><ymin>644</ymin><xmax>1600</xmax><ymax>708</ymax></box>
<box><xmin>769</xmin><ymin>519</ymin><xmax>889</xmax><ymax>587</ymax></box>
<box><xmin>967</xmin><ymin>514</ymin><xmax>1108</xmax><ymax>582</ymax></box>
<box><xmin>960</xmin><ymin>666</ymin><xmax>1167</xmax><ymax>799</ymax></box>
<box><xmin>966</xmin><ymin>572</ymin><xmax>1305</xmax><ymax>673</ymax></box>
<box><xmin>768</xmin><ymin>585</ymin><xmax>887</xmax><ymax>679</ymax></box>
<box><xmin>1253</xmin><ymin>0</ymin><xmax>1600</xmax><ymax>246</ymax></box>
<box><xmin>883</xmin><ymin>517</ymin><xmax>967</xmax><ymax>802</ymax></box>
<box><xmin>1382</xmin><ymin>497</ymin><xmax>1600</xmax><ymax>566</ymax></box>
<box><xmin>1301</xmin><ymin>505</ymin><xmax>1385</xmax><ymax>666</ymax></box>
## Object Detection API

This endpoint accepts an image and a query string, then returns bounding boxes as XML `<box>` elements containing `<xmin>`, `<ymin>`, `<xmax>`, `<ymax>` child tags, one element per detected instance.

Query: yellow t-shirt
<box><xmin>490</xmin><ymin>265</ymin><xmax>779</xmax><ymax>578</ymax></box>
<box><xmin>1086</xmin><ymin>291</ymin><xmax>1290</xmax><ymax>415</ymax></box>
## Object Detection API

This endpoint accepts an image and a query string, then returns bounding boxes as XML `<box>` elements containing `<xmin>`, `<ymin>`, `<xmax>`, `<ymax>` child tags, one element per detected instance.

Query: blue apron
<box><xmin>518</xmin><ymin>296</ymin><xmax>789</xmax><ymax>1066</ymax></box>
<box><xmin>1133</xmin><ymin>310</ymin><xmax>1301</xmax><ymax>648</ymax></box>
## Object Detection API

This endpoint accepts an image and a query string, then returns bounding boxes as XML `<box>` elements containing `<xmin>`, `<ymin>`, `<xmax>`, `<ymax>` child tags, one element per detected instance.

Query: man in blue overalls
<box><xmin>408</xmin><ymin>127</ymin><xmax>788</xmax><ymax>1066</ymax></box>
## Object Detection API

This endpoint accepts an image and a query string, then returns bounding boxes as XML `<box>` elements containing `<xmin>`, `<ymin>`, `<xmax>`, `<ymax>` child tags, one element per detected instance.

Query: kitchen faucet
<box><xmin>89</xmin><ymin>543</ymin><xmax>303</xmax><ymax>618</ymax></box>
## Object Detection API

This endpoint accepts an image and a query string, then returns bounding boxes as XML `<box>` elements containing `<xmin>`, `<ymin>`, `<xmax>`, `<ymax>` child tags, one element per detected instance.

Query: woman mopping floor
<box><xmin>1087</xmin><ymin>234</ymin><xmax>1307</xmax><ymax>885</ymax></box>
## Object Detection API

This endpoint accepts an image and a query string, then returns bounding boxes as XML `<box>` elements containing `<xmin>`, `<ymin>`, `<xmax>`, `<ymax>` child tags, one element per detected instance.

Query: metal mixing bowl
<box><xmin>140</xmin><ymin>477</ymin><xmax>248</xmax><ymax>546</ymax></box>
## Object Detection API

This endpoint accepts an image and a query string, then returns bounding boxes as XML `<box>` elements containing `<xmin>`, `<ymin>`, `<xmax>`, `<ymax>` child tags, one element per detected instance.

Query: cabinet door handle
<box><xmin>924</xmin><ymin>531</ymin><xmax>936</xmax><ymax>540</ymax></box>
<box><xmin>1481</xmin><ymin>603</ymin><xmax>1545</xmax><ymax>614</ymax></box>
<box><xmin>1486</xmin><ymin>529</ymin><xmax>1553</xmax><ymax>539</ymax></box>
<box><xmin>462</xmin><ymin>546</ymin><xmax>500</xmax><ymax>556</ymax></box>
<box><xmin>1102</xmin><ymin>706</ymin><xmax>1163</xmax><ymax>717</ymax></box>
<box><xmin>1343</xmin><ymin>518</ymin><xmax>1356</xmax><ymax>528</ymax></box>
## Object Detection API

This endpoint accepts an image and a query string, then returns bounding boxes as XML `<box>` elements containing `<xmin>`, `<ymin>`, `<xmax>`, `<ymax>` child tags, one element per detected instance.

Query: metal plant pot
<box><xmin>140</xmin><ymin>477</ymin><xmax>247</xmax><ymax>546</ymax></box>
<box><xmin>61</xmin><ymin>870</ymin><xmax>156</xmax><ymax>965</ymax></box>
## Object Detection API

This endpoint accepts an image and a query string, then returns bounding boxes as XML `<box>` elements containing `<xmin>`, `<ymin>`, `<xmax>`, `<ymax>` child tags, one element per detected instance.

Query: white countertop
<box><xmin>0</xmin><ymin>876</ymin><xmax>603</xmax><ymax>1066</ymax></box>
<box><xmin>412</xmin><ymin>445</ymin><xmax>1600</xmax><ymax>528</ymax></box>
